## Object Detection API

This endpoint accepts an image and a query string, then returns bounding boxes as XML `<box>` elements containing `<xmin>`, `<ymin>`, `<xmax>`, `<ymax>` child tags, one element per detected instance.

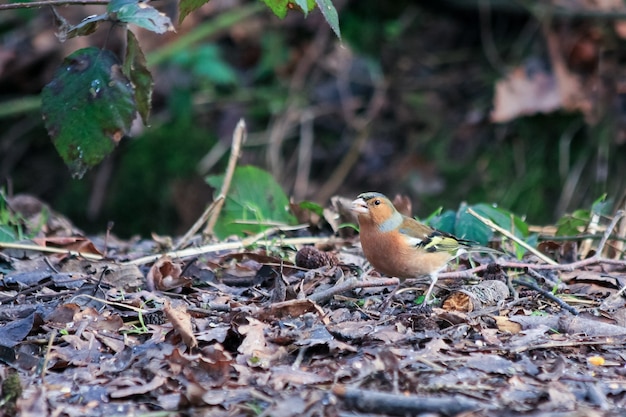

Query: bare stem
<box><xmin>0</xmin><ymin>0</ymin><xmax>110</xmax><ymax>10</ymax></box>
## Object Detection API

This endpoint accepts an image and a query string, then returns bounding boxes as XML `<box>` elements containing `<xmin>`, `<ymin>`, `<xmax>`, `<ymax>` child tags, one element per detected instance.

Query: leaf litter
<box><xmin>1</xmin><ymin>197</ymin><xmax>626</xmax><ymax>416</ymax></box>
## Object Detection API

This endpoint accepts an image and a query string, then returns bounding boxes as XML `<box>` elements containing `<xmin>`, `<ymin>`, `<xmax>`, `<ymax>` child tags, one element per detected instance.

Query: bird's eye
<box><xmin>374</xmin><ymin>199</ymin><xmax>381</xmax><ymax>206</ymax></box>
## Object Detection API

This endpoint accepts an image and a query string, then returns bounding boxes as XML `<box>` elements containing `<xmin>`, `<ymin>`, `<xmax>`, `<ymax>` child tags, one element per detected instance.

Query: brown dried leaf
<box><xmin>32</xmin><ymin>236</ymin><xmax>103</xmax><ymax>256</ymax></box>
<box><xmin>491</xmin><ymin>66</ymin><xmax>561</xmax><ymax>123</ymax></box>
<box><xmin>147</xmin><ymin>256</ymin><xmax>191</xmax><ymax>291</ymax></box>
<box><xmin>163</xmin><ymin>299</ymin><xmax>198</xmax><ymax>349</ymax></box>
<box><xmin>270</xmin><ymin>365</ymin><xmax>332</xmax><ymax>391</ymax></box>
<box><xmin>237</xmin><ymin>317</ymin><xmax>287</xmax><ymax>368</ymax></box>
<box><xmin>108</xmin><ymin>375</ymin><xmax>167</xmax><ymax>398</ymax></box>
<box><xmin>256</xmin><ymin>299</ymin><xmax>327</xmax><ymax>323</ymax></box>
<box><xmin>494</xmin><ymin>316</ymin><xmax>522</xmax><ymax>334</ymax></box>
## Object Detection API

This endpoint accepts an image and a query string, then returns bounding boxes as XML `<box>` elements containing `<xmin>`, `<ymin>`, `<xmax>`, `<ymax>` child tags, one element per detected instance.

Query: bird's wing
<box><xmin>418</xmin><ymin>230</ymin><xmax>466</xmax><ymax>253</ymax></box>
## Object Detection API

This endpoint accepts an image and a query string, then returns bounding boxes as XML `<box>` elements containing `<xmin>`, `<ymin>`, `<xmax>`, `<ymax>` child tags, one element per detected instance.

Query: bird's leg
<box><xmin>421</xmin><ymin>272</ymin><xmax>439</xmax><ymax>305</ymax></box>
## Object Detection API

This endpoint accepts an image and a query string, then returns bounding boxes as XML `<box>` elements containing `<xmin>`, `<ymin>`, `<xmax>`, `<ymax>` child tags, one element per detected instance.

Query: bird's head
<box><xmin>351</xmin><ymin>192</ymin><xmax>401</xmax><ymax>229</ymax></box>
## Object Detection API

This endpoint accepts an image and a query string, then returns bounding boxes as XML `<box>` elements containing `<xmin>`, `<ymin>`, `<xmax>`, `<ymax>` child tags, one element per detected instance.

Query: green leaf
<box><xmin>427</xmin><ymin>209</ymin><xmax>456</xmax><ymax>235</ymax></box>
<box><xmin>41</xmin><ymin>47</ymin><xmax>136</xmax><ymax>178</ymax></box>
<box><xmin>172</xmin><ymin>45</ymin><xmax>237</xmax><ymax>85</ymax></box>
<box><xmin>454</xmin><ymin>204</ymin><xmax>496</xmax><ymax>244</ymax></box>
<box><xmin>51</xmin><ymin>8</ymin><xmax>105</xmax><ymax>42</ymax></box>
<box><xmin>429</xmin><ymin>203</ymin><xmax>529</xmax><ymax>246</ymax></box>
<box><xmin>205</xmin><ymin>166</ymin><xmax>297</xmax><ymax>239</ymax></box>
<box><xmin>298</xmin><ymin>201</ymin><xmax>324</xmax><ymax>217</ymax></box>
<box><xmin>261</xmin><ymin>0</ymin><xmax>319</xmax><ymax>19</ymax></box>
<box><xmin>315</xmin><ymin>0</ymin><xmax>341</xmax><ymax>38</ymax></box>
<box><xmin>123</xmin><ymin>30</ymin><xmax>153</xmax><ymax>124</ymax></box>
<box><xmin>0</xmin><ymin>225</ymin><xmax>16</xmax><ymax>243</ymax></box>
<box><xmin>179</xmin><ymin>0</ymin><xmax>210</xmax><ymax>24</ymax></box>
<box><xmin>254</xmin><ymin>32</ymin><xmax>289</xmax><ymax>80</ymax></box>
<box><xmin>556</xmin><ymin>209</ymin><xmax>590</xmax><ymax>236</ymax></box>
<box><xmin>293</xmin><ymin>0</ymin><xmax>315</xmax><ymax>16</ymax></box>
<box><xmin>591</xmin><ymin>194</ymin><xmax>610</xmax><ymax>216</ymax></box>
<box><xmin>108</xmin><ymin>0</ymin><xmax>174</xmax><ymax>34</ymax></box>
<box><xmin>261</xmin><ymin>0</ymin><xmax>289</xmax><ymax>19</ymax></box>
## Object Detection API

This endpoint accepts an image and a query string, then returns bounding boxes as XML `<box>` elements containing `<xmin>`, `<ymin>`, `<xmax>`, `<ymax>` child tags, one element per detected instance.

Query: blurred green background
<box><xmin>1</xmin><ymin>0</ymin><xmax>625</xmax><ymax>237</ymax></box>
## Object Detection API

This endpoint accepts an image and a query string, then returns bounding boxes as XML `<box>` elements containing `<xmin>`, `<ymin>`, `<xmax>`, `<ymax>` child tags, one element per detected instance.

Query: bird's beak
<box><xmin>351</xmin><ymin>197</ymin><xmax>368</xmax><ymax>214</ymax></box>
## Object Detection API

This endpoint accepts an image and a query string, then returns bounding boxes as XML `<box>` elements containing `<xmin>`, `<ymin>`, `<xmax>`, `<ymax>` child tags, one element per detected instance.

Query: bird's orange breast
<box><xmin>359</xmin><ymin>226</ymin><xmax>454</xmax><ymax>278</ymax></box>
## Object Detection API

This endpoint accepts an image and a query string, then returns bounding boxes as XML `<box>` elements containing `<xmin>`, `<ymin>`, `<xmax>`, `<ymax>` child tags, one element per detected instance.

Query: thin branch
<box><xmin>308</xmin><ymin>277</ymin><xmax>399</xmax><ymax>304</ymax></box>
<box><xmin>333</xmin><ymin>385</ymin><xmax>481</xmax><ymax>416</ymax></box>
<box><xmin>203</xmin><ymin>119</ymin><xmax>247</xmax><ymax>238</ymax></box>
<box><xmin>0</xmin><ymin>0</ymin><xmax>109</xmax><ymax>10</ymax></box>
<box><xmin>175</xmin><ymin>119</ymin><xmax>246</xmax><ymax>249</ymax></box>
<box><xmin>0</xmin><ymin>241</ymin><xmax>104</xmax><ymax>260</ymax></box>
<box><xmin>596</xmin><ymin>210</ymin><xmax>625</xmax><ymax>256</ymax></box>
<box><xmin>512</xmin><ymin>278</ymin><xmax>579</xmax><ymax>315</ymax></box>
<box><xmin>124</xmin><ymin>235</ymin><xmax>332</xmax><ymax>266</ymax></box>
<box><xmin>467</xmin><ymin>207</ymin><xmax>559</xmax><ymax>265</ymax></box>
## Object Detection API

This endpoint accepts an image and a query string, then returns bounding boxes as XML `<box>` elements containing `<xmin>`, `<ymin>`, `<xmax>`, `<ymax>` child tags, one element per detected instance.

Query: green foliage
<box><xmin>123</xmin><ymin>31</ymin><xmax>153</xmax><ymax>124</ymax></box>
<box><xmin>206</xmin><ymin>166</ymin><xmax>297</xmax><ymax>239</ymax></box>
<box><xmin>414</xmin><ymin>113</ymin><xmax>588</xmax><ymax>225</ymax></box>
<box><xmin>0</xmin><ymin>195</ymin><xmax>21</xmax><ymax>243</ymax></box>
<box><xmin>428</xmin><ymin>203</ymin><xmax>535</xmax><ymax>258</ymax></box>
<box><xmin>37</xmin><ymin>0</ymin><xmax>340</xmax><ymax>177</ymax></box>
<box><xmin>314</xmin><ymin>0</ymin><xmax>341</xmax><ymax>38</ymax></box>
<box><xmin>171</xmin><ymin>45</ymin><xmax>237</xmax><ymax>86</ymax></box>
<box><xmin>556</xmin><ymin>194</ymin><xmax>610</xmax><ymax>236</ymax></box>
<box><xmin>257</xmin><ymin>0</ymin><xmax>340</xmax><ymax>38</ymax></box>
<box><xmin>51</xmin><ymin>0</ymin><xmax>174</xmax><ymax>42</ymax></box>
<box><xmin>260</xmin><ymin>0</ymin><xmax>314</xmax><ymax>19</ymax></box>
<box><xmin>0</xmin><ymin>192</ymin><xmax>45</xmax><ymax>242</ymax></box>
<box><xmin>298</xmin><ymin>201</ymin><xmax>324</xmax><ymax>217</ymax></box>
<box><xmin>55</xmin><ymin>90</ymin><xmax>217</xmax><ymax>236</ymax></box>
<box><xmin>254</xmin><ymin>32</ymin><xmax>290</xmax><ymax>81</ymax></box>
<box><xmin>108</xmin><ymin>0</ymin><xmax>174</xmax><ymax>33</ymax></box>
<box><xmin>178</xmin><ymin>0</ymin><xmax>210</xmax><ymax>24</ymax></box>
<box><xmin>41</xmin><ymin>48</ymin><xmax>136</xmax><ymax>179</ymax></box>
<box><xmin>293</xmin><ymin>0</ymin><xmax>316</xmax><ymax>17</ymax></box>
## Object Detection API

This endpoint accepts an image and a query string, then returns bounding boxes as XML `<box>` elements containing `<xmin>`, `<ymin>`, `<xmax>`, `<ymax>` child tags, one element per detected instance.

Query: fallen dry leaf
<box><xmin>163</xmin><ymin>299</ymin><xmax>198</xmax><ymax>349</ymax></box>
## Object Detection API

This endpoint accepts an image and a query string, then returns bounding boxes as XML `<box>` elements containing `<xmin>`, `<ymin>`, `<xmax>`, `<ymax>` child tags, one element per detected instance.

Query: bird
<box><xmin>351</xmin><ymin>191</ymin><xmax>494</xmax><ymax>304</ymax></box>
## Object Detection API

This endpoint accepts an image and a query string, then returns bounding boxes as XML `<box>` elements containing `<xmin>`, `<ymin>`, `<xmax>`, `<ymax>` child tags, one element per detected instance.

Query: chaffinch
<box><xmin>351</xmin><ymin>192</ymin><xmax>491</xmax><ymax>304</ymax></box>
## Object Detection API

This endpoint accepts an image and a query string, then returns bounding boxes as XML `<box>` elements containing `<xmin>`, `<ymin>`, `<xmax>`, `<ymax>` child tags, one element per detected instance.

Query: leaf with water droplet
<box><xmin>314</xmin><ymin>0</ymin><xmax>340</xmax><ymax>38</ymax></box>
<box><xmin>41</xmin><ymin>47</ymin><xmax>136</xmax><ymax>178</ymax></box>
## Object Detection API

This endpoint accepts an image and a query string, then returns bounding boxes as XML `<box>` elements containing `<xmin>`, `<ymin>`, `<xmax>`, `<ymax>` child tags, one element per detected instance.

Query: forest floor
<box><xmin>1</xmin><ymin>197</ymin><xmax>626</xmax><ymax>417</ymax></box>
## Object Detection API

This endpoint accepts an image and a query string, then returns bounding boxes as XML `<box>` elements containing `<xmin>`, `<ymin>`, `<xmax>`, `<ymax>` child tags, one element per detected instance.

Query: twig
<box><xmin>333</xmin><ymin>385</ymin><xmax>481</xmax><ymax>416</ymax></box>
<box><xmin>204</xmin><ymin>119</ymin><xmax>247</xmax><ymax>238</ymax></box>
<box><xmin>613</xmin><ymin>202</ymin><xmax>626</xmax><ymax>259</ymax></box>
<box><xmin>0</xmin><ymin>242</ymin><xmax>104</xmax><ymax>260</ymax></box>
<box><xmin>174</xmin><ymin>197</ymin><xmax>220</xmax><ymax>249</ymax></box>
<box><xmin>308</xmin><ymin>277</ymin><xmax>399</xmax><ymax>304</ymax></box>
<box><xmin>41</xmin><ymin>329</ymin><xmax>57</xmax><ymax>383</ymax></box>
<box><xmin>173</xmin><ymin>119</ymin><xmax>246</xmax><ymax>250</ymax></box>
<box><xmin>512</xmin><ymin>278</ymin><xmax>579</xmax><ymax>315</ymax></box>
<box><xmin>124</xmin><ymin>235</ymin><xmax>333</xmax><ymax>266</ymax></box>
<box><xmin>444</xmin><ymin>256</ymin><xmax>626</xmax><ymax>275</ymax></box>
<box><xmin>467</xmin><ymin>207</ymin><xmax>559</xmax><ymax>265</ymax></box>
<box><xmin>596</xmin><ymin>210</ymin><xmax>625</xmax><ymax>256</ymax></box>
<box><xmin>0</xmin><ymin>0</ymin><xmax>109</xmax><ymax>10</ymax></box>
